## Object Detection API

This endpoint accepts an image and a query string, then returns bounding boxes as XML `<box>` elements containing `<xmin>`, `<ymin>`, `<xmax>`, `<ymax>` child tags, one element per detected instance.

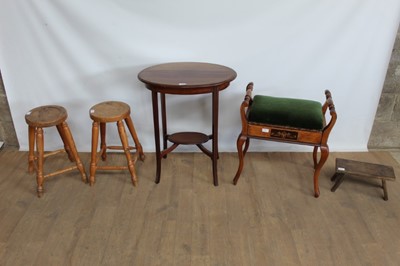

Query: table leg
<box><xmin>161</xmin><ymin>93</ymin><xmax>168</xmax><ymax>158</ymax></box>
<box><xmin>152</xmin><ymin>91</ymin><xmax>161</xmax><ymax>183</ymax></box>
<box><xmin>212</xmin><ymin>88</ymin><xmax>219</xmax><ymax>186</ymax></box>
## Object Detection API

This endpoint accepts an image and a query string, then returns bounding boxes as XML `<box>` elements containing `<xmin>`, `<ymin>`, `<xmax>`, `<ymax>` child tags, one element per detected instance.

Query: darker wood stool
<box><xmin>89</xmin><ymin>101</ymin><xmax>144</xmax><ymax>186</ymax></box>
<box><xmin>25</xmin><ymin>105</ymin><xmax>87</xmax><ymax>197</ymax></box>
<box><xmin>233</xmin><ymin>82</ymin><xmax>336</xmax><ymax>197</ymax></box>
<box><xmin>331</xmin><ymin>158</ymin><xmax>396</xmax><ymax>201</ymax></box>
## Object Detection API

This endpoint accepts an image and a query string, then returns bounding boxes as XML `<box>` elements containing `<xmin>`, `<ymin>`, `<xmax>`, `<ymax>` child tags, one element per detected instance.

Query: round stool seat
<box><xmin>25</xmin><ymin>105</ymin><xmax>68</xmax><ymax>128</ymax></box>
<box><xmin>90</xmin><ymin>101</ymin><xmax>131</xmax><ymax>123</ymax></box>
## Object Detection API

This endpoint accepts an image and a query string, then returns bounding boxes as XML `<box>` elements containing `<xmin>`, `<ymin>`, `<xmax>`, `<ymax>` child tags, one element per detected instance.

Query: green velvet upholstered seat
<box><xmin>248</xmin><ymin>95</ymin><xmax>324</xmax><ymax>130</ymax></box>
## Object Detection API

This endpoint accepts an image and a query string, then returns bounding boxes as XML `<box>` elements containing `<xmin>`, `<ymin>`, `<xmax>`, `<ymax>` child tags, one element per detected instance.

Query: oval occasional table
<box><xmin>138</xmin><ymin>62</ymin><xmax>237</xmax><ymax>186</ymax></box>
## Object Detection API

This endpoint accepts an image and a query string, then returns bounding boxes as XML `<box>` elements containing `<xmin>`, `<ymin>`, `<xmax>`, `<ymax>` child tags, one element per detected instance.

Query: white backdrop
<box><xmin>1</xmin><ymin>1</ymin><xmax>400</xmax><ymax>152</ymax></box>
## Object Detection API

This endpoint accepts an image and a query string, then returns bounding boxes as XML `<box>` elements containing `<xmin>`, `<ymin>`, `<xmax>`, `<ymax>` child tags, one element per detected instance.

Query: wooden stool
<box><xmin>25</xmin><ymin>105</ymin><xmax>87</xmax><ymax>197</ymax></box>
<box><xmin>331</xmin><ymin>158</ymin><xmax>396</xmax><ymax>201</ymax></box>
<box><xmin>89</xmin><ymin>101</ymin><xmax>144</xmax><ymax>186</ymax></box>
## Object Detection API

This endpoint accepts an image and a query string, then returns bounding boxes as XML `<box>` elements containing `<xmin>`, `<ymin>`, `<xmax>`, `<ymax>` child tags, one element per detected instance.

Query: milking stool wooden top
<box><xmin>89</xmin><ymin>101</ymin><xmax>144</xmax><ymax>186</ymax></box>
<box><xmin>25</xmin><ymin>105</ymin><xmax>87</xmax><ymax>197</ymax></box>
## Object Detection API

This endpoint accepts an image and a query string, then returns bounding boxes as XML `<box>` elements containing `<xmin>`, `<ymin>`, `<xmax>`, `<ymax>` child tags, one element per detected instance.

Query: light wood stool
<box><xmin>89</xmin><ymin>101</ymin><xmax>144</xmax><ymax>186</ymax></box>
<box><xmin>25</xmin><ymin>105</ymin><xmax>87</xmax><ymax>197</ymax></box>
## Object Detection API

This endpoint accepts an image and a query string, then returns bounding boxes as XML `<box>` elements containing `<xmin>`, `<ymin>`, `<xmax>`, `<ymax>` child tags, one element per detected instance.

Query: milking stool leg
<box><xmin>28</xmin><ymin>126</ymin><xmax>36</xmax><ymax>173</ymax></box>
<box><xmin>125</xmin><ymin>116</ymin><xmax>145</xmax><ymax>161</ymax></box>
<box><xmin>89</xmin><ymin>121</ymin><xmax>99</xmax><ymax>186</ymax></box>
<box><xmin>100</xmin><ymin>122</ymin><xmax>107</xmax><ymax>161</ymax></box>
<box><xmin>35</xmin><ymin>127</ymin><xmax>45</xmax><ymax>197</ymax></box>
<box><xmin>117</xmin><ymin>120</ymin><xmax>138</xmax><ymax>186</ymax></box>
<box><xmin>61</xmin><ymin>122</ymin><xmax>87</xmax><ymax>183</ymax></box>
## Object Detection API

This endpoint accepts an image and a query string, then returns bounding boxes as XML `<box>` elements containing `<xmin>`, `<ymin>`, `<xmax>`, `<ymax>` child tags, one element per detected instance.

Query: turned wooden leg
<box><xmin>36</xmin><ymin>127</ymin><xmax>44</xmax><ymax>197</ymax></box>
<box><xmin>313</xmin><ymin>146</ymin><xmax>329</xmax><ymax>198</ymax></box>
<box><xmin>28</xmin><ymin>126</ymin><xmax>36</xmax><ymax>173</ymax></box>
<box><xmin>56</xmin><ymin>124</ymin><xmax>74</xmax><ymax>162</ymax></box>
<box><xmin>61</xmin><ymin>122</ymin><xmax>87</xmax><ymax>183</ymax></box>
<box><xmin>125</xmin><ymin>116</ymin><xmax>145</xmax><ymax>161</ymax></box>
<box><xmin>117</xmin><ymin>120</ymin><xmax>137</xmax><ymax>186</ymax></box>
<box><xmin>100</xmin><ymin>122</ymin><xmax>107</xmax><ymax>161</ymax></box>
<box><xmin>89</xmin><ymin>121</ymin><xmax>99</xmax><ymax>186</ymax></box>
<box><xmin>233</xmin><ymin>134</ymin><xmax>248</xmax><ymax>185</ymax></box>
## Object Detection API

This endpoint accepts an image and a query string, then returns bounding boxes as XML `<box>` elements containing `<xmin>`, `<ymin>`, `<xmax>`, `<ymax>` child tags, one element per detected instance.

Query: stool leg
<box><xmin>100</xmin><ymin>122</ymin><xmax>107</xmax><ymax>161</ymax></box>
<box><xmin>243</xmin><ymin>137</ymin><xmax>250</xmax><ymax>156</ymax></box>
<box><xmin>28</xmin><ymin>126</ymin><xmax>36</xmax><ymax>173</ymax></box>
<box><xmin>60</xmin><ymin>122</ymin><xmax>87</xmax><ymax>183</ymax></box>
<box><xmin>125</xmin><ymin>116</ymin><xmax>145</xmax><ymax>161</ymax></box>
<box><xmin>36</xmin><ymin>127</ymin><xmax>44</xmax><ymax>197</ymax></box>
<box><xmin>331</xmin><ymin>173</ymin><xmax>345</xmax><ymax>192</ymax></box>
<box><xmin>233</xmin><ymin>134</ymin><xmax>248</xmax><ymax>185</ymax></box>
<box><xmin>382</xmin><ymin>180</ymin><xmax>388</xmax><ymax>201</ymax></box>
<box><xmin>313</xmin><ymin>146</ymin><xmax>329</xmax><ymax>198</ymax></box>
<box><xmin>90</xmin><ymin>121</ymin><xmax>99</xmax><ymax>186</ymax></box>
<box><xmin>331</xmin><ymin>173</ymin><xmax>338</xmax><ymax>182</ymax></box>
<box><xmin>117</xmin><ymin>120</ymin><xmax>138</xmax><ymax>186</ymax></box>
<box><xmin>56</xmin><ymin>124</ymin><xmax>74</xmax><ymax>162</ymax></box>
<box><xmin>313</xmin><ymin>146</ymin><xmax>318</xmax><ymax>169</ymax></box>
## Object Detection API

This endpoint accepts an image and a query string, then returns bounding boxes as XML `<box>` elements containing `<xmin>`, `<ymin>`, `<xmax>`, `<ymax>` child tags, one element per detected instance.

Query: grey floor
<box><xmin>390</xmin><ymin>151</ymin><xmax>400</xmax><ymax>164</ymax></box>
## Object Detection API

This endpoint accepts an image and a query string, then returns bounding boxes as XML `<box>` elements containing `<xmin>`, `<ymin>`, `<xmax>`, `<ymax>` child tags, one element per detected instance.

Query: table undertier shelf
<box><xmin>168</xmin><ymin>132</ymin><xmax>210</xmax><ymax>145</ymax></box>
